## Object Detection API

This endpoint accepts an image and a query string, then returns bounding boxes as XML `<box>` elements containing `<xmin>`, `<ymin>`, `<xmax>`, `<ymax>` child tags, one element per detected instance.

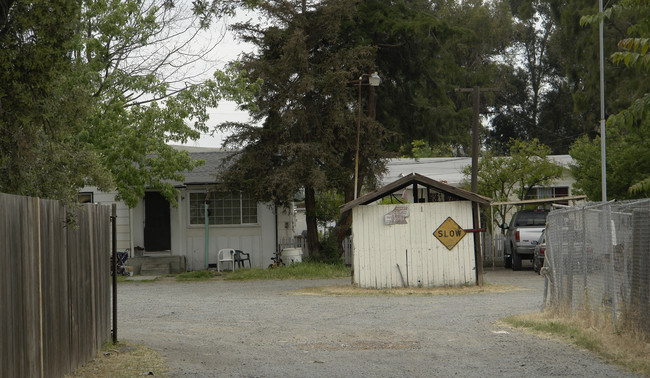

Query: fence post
<box><xmin>631</xmin><ymin>209</ymin><xmax>650</xmax><ymax>331</ymax></box>
<box><xmin>566</xmin><ymin>217</ymin><xmax>574</xmax><ymax>308</ymax></box>
<box><xmin>604</xmin><ymin>204</ymin><xmax>617</xmax><ymax>324</ymax></box>
<box><xmin>582</xmin><ymin>207</ymin><xmax>588</xmax><ymax>310</ymax></box>
<box><xmin>111</xmin><ymin>204</ymin><xmax>117</xmax><ymax>344</ymax></box>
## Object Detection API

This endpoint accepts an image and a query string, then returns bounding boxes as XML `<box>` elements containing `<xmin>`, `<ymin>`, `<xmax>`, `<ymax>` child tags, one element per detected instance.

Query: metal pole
<box><xmin>599</xmin><ymin>0</ymin><xmax>615</xmax><ymax>325</ymax></box>
<box><xmin>491</xmin><ymin>205</ymin><xmax>495</xmax><ymax>270</ymax></box>
<box><xmin>354</xmin><ymin>77</ymin><xmax>361</xmax><ymax>200</ymax></box>
<box><xmin>111</xmin><ymin>204</ymin><xmax>117</xmax><ymax>344</ymax></box>
<box><xmin>471</xmin><ymin>86</ymin><xmax>479</xmax><ymax>194</ymax></box>
<box><xmin>205</xmin><ymin>202</ymin><xmax>209</xmax><ymax>269</ymax></box>
<box><xmin>599</xmin><ymin>0</ymin><xmax>607</xmax><ymax>202</ymax></box>
<box><xmin>605</xmin><ymin>204</ymin><xmax>617</xmax><ymax>324</ymax></box>
<box><xmin>471</xmin><ymin>87</ymin><xmax>483</xmax><ymax>285</ymax></box>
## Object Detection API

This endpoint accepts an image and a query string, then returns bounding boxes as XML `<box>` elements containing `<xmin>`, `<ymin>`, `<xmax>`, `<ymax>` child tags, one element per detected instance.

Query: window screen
<box><xmin>189</xmin><ymin>191</ymin><xmax>257</xmax><ymax>225</ymax></box>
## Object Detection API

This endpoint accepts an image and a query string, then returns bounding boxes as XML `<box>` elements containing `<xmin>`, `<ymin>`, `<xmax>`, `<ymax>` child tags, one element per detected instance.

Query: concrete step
<box><xmin>140</xmin><ymin>262</ymin><xmax>171</xmax><ymax>276</ymax></box>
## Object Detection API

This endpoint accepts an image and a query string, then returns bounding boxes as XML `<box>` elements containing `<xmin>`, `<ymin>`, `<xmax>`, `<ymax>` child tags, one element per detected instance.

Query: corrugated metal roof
<box><xmin>170</xmin><ymin>146</ymin><xmax>573</xmax><ymax>191</ymax></box>
<box><xmin>382</xmin><ymin>155</ymin><xmax>573</xmax><ymax>186</ymax></box>
<box><xmin>383</xmin><ymin>157</ymin><xmax>471</xmax><ymax>186</ymax></box>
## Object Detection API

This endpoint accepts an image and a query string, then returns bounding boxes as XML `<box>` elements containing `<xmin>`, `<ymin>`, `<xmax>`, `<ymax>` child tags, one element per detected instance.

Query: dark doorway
<box><xmin>144</xmin><ymin>192</ymin><xmax>171</xmax><ymax>251</ymax></box>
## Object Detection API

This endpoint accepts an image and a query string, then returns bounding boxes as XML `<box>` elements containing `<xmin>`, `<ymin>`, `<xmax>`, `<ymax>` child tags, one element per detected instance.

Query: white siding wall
<box><xmin>185</xmin><ymin>233</ymin><xmax>263</xmax><ymax>271</ymax></box>
<box><xmin>276</xmin><ymin>206</ymin><xmax>296</xmax><ymax>241</ymax></box>
<box><xmin>183</xmin><ymin>202</ymin><xmax>280</xmax><ymax>271</ymax></box>
<box><xmin>82</xmin><ymin>187</ymin><xmax>293</xmax><ymax>271</ymax></box>
<box><xmin>352</xmin><ymin>201</ymin><xmax>476</xmax><ymax>288</ymax></box>
<box><xmin>132</xmin><ymin>200</ymin><xmax>144</xmax><ymax>248</ymax></box>
<box><xmin>87</xmin><ymin>189</ymin><xmax>131</xmax><ymax>252</ymax></box>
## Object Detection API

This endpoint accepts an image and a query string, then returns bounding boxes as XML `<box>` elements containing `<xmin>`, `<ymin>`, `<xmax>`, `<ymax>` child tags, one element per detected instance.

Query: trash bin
<box><xmin>281</xmin><ymin>248</ymin><xmax>303</xmax><ymax>264</ymax></box>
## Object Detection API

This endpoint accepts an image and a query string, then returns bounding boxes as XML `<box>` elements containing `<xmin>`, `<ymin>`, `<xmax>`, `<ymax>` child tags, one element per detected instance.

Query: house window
<box><xmin>78</xmin><ymin>192</ymin><xmax>93</xmax><ymax>203</ymax></box>
<box><xmin>554</xmin><ymin>187</ymin><xmax>569</xmax><ymax>197</ymax></box>
<box><xmin>525</xmin><ymin>186</ymin><xmax>569</xmax><ymax>200</ymax></box>
<box><xmin>189</xmin><ymin>191</ymin><xmax>257</xmax><ymax>225</ymax></box>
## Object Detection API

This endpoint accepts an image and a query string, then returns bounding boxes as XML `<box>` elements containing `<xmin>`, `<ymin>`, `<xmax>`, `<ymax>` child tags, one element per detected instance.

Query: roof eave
<box><xmin>340</xmin><ymin>173</ymin><xmax>492</xmax><ymax>213</ymax></box>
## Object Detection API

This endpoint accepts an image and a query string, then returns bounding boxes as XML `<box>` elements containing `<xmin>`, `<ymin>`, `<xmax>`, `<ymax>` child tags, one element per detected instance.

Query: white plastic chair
<box><xmin>217</xmin><ymin>249</ymin><xmax>236</xmax><ymax>272</ymax></box>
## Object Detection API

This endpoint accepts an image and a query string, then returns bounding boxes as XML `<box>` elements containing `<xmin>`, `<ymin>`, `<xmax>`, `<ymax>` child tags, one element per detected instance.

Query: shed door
<box><xmin>144</xmin><ymin>192</ymin><xmax>171</xmax><ymax>251</ymax></box>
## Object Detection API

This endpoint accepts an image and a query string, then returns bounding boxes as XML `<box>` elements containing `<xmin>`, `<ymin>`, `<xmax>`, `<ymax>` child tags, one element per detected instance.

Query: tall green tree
<box><xmin>218</xmin><ymin>0</ymin><xmax>518</xmax><ymax>258</ymax></box>
<box><xmin>366</xmin><ymin>0</ymin><xmax>512</xmax><ymax>154</ymax></box>
<box><xmin>487</xmin><ymin>0</ymin><xmax>586</xmax><ymax>154</ymax></box>
<box><xmin>78</xmin><ymin>0</ymin><xmax>248</xmax><ymax>207</ymax></box>
<box><xmin>571</xmin><ymin>0</ymin><xmax>650</xmax><ymax>199</ymax></box>
<box><xmin>0</xmin><ymin>0</ymin><xmax>248</xmax><ymax>206</ymax></box>
<box><xmin>608</xmin><ymin>0</ymin><xmax>650</xmax><ymax>195</ymax></box>
<box><xmin>217</xmin><ymin>0</ymin><xmax>384</xmax><ymax>258</ymax></box>
<box><xmin>570</xmin><ymin>129</ymin><xmax>650</xmax><ymax>200</ymax></box>
<box><xmin>549</xmin><ymin>0</ymin><xmax>650</xmax><ymax>146</ymax></box>
<box><xmin>0</xmin><ymin>0</ymin><xmax>111</xmax><ymax>201</ymax></box>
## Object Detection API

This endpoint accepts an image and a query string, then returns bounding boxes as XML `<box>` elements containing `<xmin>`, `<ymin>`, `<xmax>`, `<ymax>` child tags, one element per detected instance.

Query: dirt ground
<box><xmin>116</xmin><ymin>268</ymin><xmax>637</xmax><ymax>377</ymax></box>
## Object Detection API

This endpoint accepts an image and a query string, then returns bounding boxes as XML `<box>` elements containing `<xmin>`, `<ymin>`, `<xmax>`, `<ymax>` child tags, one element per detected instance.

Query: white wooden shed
<box><xmin>341</xmin><ymin>173</ymin><xmax>492</xmax><ymax>288</ymax></box>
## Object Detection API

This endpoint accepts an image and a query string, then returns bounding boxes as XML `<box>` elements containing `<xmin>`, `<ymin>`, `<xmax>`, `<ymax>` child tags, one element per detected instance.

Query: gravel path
<box><xmin>116</xmin><ymin>268</ymin><xmax>636</xmax><ymax>377</ymax></box>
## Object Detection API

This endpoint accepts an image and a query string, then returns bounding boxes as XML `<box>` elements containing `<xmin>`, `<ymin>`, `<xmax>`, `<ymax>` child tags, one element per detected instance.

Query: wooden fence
<box><xmin>1</xmin><ymin>193</ymin><xmax>111</xmax><ymax>377</ymax></box>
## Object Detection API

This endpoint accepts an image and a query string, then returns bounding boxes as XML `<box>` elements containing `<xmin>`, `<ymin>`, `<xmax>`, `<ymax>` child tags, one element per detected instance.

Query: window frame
<box><xmin>188</xmin><ymin>190</ymin><xmax>258</xmax><ymax>226</ymax></box>
<box><xmin>77</xmin><ymin>192</ymin><xmax>94</xmax><ymax>204</ymax></box>
<box><xmin>525</xmin><ymin>186</ymin><xmax>570</xmax><ymax>200</ymax></box>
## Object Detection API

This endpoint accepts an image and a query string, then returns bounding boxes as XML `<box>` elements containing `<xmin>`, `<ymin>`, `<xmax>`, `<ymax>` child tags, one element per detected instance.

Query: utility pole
<box><xmin>455</xmin><ymin>86</ymin><xmax>498</xmax><ymax>286</ymax></box>
<box><xmin>111</xmin><ymin>204</ymin><xmax>118</xmax><ymax>344</ymax></box>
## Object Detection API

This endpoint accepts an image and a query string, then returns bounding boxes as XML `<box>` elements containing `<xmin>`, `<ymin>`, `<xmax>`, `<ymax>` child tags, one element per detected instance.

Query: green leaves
<box><xmin>466</xmin><ymin>139</ymin><xmax>563</xmax><ymax>230</ymax></box>
<box><xmin>608</xmin><ymin>93</ymin><xmax>650</xmax><ymax>129</ymax></box>
<box><xmin>579</xmin><ymin>7</ymin><xmax>613</xmax><ymax>27</ymax></box>
<box><xmin>629</xmin><ymin>177</ymin><xmax>650</xmax><ymax>194</ymax></box>
<box><xmin>0</xmin><ymin>0</ymin><xmax>108</xmax><ymax>202</ymax></box>
<box><xmin>571</xmin><ymin>112</ymin><xmax>650</xmax><ymax>200</ymax></box>
<box><xmin>0</xmin><ymin>0</ymin><xmax>253</xmax><ymax>206</ymax></box>
<box><xmin>470</xmin><ymin>138</ymin><xmax>562</xmax><ymax>201</ymax></box>
<box><xmin>618</xmin><ymin>38</ymin><xmax>650</xmax><ymax>54</ymax></box>
<box><xmin>577</xmin><ymin>0</ymin><xmax>650</xmax><ymax>198</ymax></box>
<box><xmin>611</xmin><ymin>38</ymin><xmax>650</xmax><ymax>70</ymax></box>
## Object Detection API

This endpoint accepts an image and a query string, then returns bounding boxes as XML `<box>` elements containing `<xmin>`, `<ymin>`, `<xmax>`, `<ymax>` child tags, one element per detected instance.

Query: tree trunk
<box><xmin>304</xmin><ymin>185</ymin><xmax>320</xmax><ymax>259</ymax></box>
<box><xmin>336</xmin><ymin>184</ymin><xmax>355</xmax><ymax>257</ymax></box>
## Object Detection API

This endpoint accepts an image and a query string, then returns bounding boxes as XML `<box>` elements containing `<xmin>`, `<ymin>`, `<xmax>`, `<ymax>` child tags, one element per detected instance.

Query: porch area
<box><xmin>125</xmin><ymin>252</ymin><xmax>187</xmax><ymax>276</ymax></box>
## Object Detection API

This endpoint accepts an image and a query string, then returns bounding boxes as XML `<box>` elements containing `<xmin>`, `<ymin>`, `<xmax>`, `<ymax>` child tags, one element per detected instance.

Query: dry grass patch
<box><xmin>503</xmin><ymin>312</ymin><xmax>650</xmax><ymax>377</ymax></box>
<box><xmin>66</xmin><ymin>341</ymin><xmax>168</xmax><ymax>378</ymax></box>
<box><xmin>293</xmin><ymin>283</ymin><xmax>518</xmax><ymax>296</ymax></box>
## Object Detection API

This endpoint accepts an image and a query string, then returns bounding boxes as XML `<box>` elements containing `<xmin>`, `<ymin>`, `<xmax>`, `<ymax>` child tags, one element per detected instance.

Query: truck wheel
<box><xmin>512</xmin><ymin>250</ymin><xmax>522</xmax><ymax>271</ymax></box>
<box><xmin>533</xmin><ymin>257</ymin><xmax>541</xmax><ymax>274</ymax></box>
<box><xmin>504</xmin><ymin>248</ymin><xmax>512</xmax><ymax>269</ymax></box>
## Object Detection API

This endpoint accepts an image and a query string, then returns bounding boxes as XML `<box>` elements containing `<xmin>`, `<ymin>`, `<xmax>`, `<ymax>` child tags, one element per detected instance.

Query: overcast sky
<box><xmin>182</xmin><ymin>9</ymin><xmax>257</xmax><ymax>149</ymax></box>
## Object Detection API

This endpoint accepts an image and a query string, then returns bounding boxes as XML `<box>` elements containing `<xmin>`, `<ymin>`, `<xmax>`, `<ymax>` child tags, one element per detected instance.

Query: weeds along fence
<box><xmin>543</xmin><ymin>199</ymin><xmax>650</xmax><ymax>339</ymax></box>
<box><xmin>1</xmin><ymin>193</ymin><xmax>112</xmax><ymax>377</ymax></box>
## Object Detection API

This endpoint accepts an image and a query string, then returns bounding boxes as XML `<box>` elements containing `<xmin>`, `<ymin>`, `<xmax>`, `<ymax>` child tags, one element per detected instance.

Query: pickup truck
<box><xmin>504</xmin><ymin>209</ymin><xmax>549</xmax><ymax>270</ymax></box>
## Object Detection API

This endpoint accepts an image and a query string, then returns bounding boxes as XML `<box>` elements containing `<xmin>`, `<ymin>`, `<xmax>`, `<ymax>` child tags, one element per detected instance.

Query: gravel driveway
<box><xmin>117</xmin><ymin>268</ymin><xmax>636</xmax><ymax>377</ymax></box>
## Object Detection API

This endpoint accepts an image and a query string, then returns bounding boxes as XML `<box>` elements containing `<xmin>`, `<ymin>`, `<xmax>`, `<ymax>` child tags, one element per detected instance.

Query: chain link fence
<box><xmin>543</xmin><ymin>199</ymin><xmax>650</xmax><ymax>340</ymax></box>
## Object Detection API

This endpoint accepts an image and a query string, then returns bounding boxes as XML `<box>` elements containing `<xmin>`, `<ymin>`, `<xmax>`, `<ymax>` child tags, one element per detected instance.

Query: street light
<box><xmin>354</xmin><ymin>72</ymin><xmax>381</xmax><ymax>200</ymax></box>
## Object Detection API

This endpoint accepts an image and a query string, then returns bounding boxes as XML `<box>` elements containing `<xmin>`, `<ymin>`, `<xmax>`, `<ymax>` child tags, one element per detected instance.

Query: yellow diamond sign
<box><xmin>433</xmin><ymin>217</ymin><xmax>466</xmax><ymax>250</ymax></box>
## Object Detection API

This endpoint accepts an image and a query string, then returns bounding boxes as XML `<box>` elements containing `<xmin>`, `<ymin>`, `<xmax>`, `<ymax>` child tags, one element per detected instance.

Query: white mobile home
<box><xmin>383</xmin><ymin>155</ymin><xmax>577</xmax><ymax>207</ymax></box>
